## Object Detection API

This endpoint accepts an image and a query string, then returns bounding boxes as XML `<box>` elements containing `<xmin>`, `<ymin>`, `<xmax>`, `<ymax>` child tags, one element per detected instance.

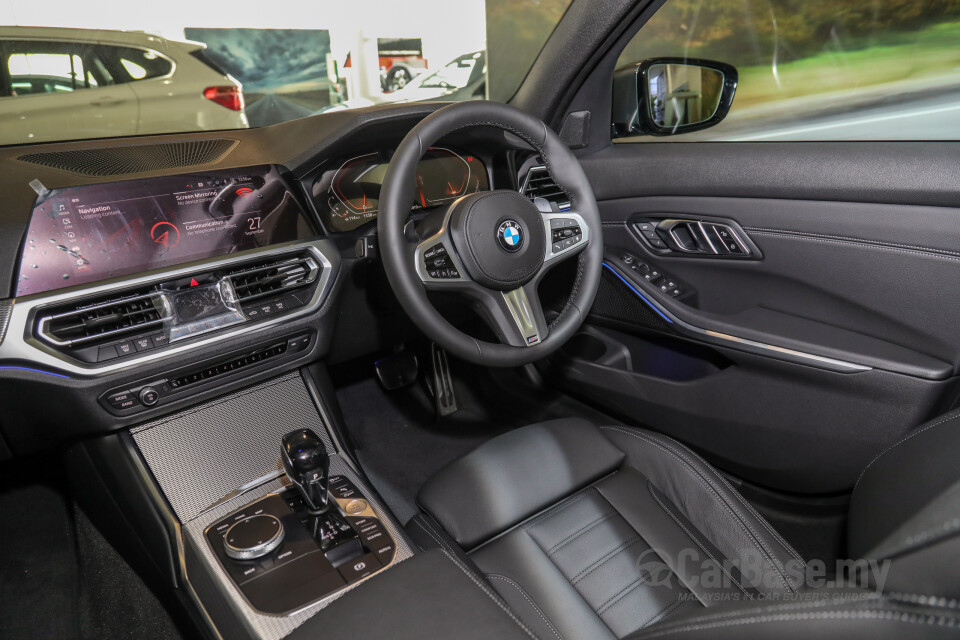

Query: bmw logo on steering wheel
<box><xmin>497</xmin><ymin>220</ymin><xmax>524</xmax><ymax>252</ymax></box>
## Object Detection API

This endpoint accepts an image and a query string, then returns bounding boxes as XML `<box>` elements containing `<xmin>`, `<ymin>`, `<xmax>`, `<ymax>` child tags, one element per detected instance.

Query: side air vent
<box><xmin>38</xmin><ymin>289</ymin><xmax>165</xmax><ymax>347</ymax></box>
<box><xmin>18</xmin><ymin>138</ymin><xmax>238</xmax><ymax>177</ymax></box>
<box><xmin>227</xmin><ymin>255</ymin><xmax>320</xmax><ymax>305</ymax></box>
<box><xmin>520</xmin><ymin>164</ymin><xmax>570</xmax><ymax>209</ymax></box>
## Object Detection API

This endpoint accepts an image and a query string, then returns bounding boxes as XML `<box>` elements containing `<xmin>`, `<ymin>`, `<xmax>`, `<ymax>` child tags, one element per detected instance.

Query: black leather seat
<box><xmin>408</xmin><ymin>416</ymin><xmax>960</xmax><ymax>639</ymax></box>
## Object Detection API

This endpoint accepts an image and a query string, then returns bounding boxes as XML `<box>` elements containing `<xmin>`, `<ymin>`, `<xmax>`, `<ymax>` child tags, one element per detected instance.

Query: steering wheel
<box><xmin>378</xmin><ymin>102</ymin><xmax>603</xmax><ymax>367</ymax></box>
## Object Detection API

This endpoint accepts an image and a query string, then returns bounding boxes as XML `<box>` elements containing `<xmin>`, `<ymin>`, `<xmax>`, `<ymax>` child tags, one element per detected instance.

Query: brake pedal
<box><xmin>430</xmin><ymin>344</ymin><xmax>458</xmax><ymax>417</ymax></box>
<box><xmin>373</xmin><ymin>350</ymin><xmax>419</xmax><ymax>391</ymax></box>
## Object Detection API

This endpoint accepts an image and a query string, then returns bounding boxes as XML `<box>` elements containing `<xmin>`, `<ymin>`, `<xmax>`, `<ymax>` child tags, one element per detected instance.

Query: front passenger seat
<box><xmin>408</xmin><ymin>417</ymin><xmax>960</xmax><ymax>639</ymax></box>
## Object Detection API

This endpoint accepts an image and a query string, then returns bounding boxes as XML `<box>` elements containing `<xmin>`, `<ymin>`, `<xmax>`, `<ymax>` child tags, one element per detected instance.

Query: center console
<box><xmin>130</xmin><ymin>372</ymin><xmax>415</xmax><ymax>640</ymax></box>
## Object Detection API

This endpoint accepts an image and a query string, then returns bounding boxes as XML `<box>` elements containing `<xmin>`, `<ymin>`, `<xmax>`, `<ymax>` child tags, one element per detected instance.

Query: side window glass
<box><xmin>616</xmin><ymin>0</ymin><xmax>960</xmax><ymax>141</ymax></box>
<box><xmin>8</xmin><ymin>52</ymin><xmax>88</xmax><ymax>95</ymax></box>
<box><xmin>101</xmin><ymin>46</ymin><xmax>172</xmax><ymax>83</ymax></box>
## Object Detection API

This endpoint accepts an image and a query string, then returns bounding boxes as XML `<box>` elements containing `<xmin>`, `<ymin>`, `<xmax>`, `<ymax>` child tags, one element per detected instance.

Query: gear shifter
<box><xmin>281</xmin><ymin>428</ymin><xmax>330</xmax><ymax>514</ymax></box>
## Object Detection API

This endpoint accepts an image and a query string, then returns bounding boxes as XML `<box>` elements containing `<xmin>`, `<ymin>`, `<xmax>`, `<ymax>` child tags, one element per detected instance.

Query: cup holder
<box><xmin>564</xmin><ymin>333</ymin><xmax>608</xmax><ymax>361</ymax></box>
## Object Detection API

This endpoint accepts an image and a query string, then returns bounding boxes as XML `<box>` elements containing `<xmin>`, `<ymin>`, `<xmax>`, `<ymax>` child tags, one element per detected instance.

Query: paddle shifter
<box><xmin>281</xmin><ymin>428</ymin><xmax>330</xmax><ymax>514</ymax></box>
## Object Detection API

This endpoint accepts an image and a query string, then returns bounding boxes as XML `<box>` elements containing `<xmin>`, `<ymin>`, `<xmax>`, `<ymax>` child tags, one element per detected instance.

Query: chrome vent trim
<box><xmin>227</xmin><ymin>255</ymin><xmax>319</xmax><ymax>305</ymax></box>
<box><xmin>17</xmin><ymin>138</ymin><xmax>238</xmax><ymax>177</ymax></box>
<box><xmin>37</xmin><ymin>290</ymin><xmax>168</xmax><ymax>347</ymax></box>
<box><xmin>1</xmin><ymin>240</ymin><xmax>339</xmax><ymax>376</ymax></box>
<box><xmin>520</xmin><ymin>164</ymin><xmax>570</xmax><ymax>209</ymax></box>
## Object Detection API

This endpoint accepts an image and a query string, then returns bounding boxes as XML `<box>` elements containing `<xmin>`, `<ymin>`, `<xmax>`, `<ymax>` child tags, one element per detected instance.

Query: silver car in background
<box><xmin>0</xmin><ymin>27</ymin><xmax>248</xmax><ymax>145</ymax></box>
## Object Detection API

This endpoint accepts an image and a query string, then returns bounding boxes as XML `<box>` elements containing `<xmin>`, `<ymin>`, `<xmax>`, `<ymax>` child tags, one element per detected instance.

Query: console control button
<box><xmin>337</xmin><ymin>553</ymin><xmax>380</xmax><ymax>584</ymax></box>
<box><xmin>332</xmin><ymin>482</ymin><xmax>359</xmax><ymax>500</ymax></box>
<box><xmin>223</xmin><ymin>514</ymin><xmax>285</xmax><ymax>561</ymax></box>
<box><xmin>115</xmin><ymin>341</ymin><xmax>135</xmax><ymax>357</ymax></box>
<box><xmin>139</xmin><ymin>386</ymin><xmax>160</xmax><ymax>407</ymax></box>
<box><xmin>287</xmin><ymin>334</ymin><xmax>311</xmax><ymax>352</ymax></box>
<box><xmin>107</xmin><ymin>391</ymin><xmax>140</xmax><ymax>410</ymax></box>
<box><xmin>371</xmin><ymin>539</ymin><xmax>396</xmax><ymax>565</ymax></box>
<box><xmin>97</xmin><ymin>345</ymin><xmax>118</xmax><ymax>362</ymax></box>
<box><xmin>344</xmin><ymin>499</ymin><xmax>368</xmax><ymax>515</ymax></box>
<box><xmin>134</xmin><ymin>336</ymin><xmax>153</xmax><ymax>352</ymax></box>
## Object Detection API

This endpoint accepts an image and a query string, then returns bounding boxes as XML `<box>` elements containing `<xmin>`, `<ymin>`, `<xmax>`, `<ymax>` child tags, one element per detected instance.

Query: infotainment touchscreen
<box><xmin>16</xmin><ymin>164</ymin><xmax>313</xmax><ymax>297</ymax></box>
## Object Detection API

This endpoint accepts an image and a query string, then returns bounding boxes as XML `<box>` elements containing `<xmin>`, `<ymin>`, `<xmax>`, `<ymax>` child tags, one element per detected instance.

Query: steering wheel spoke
<box><xmin>469</xmin><ymin>282</ymin><xmax>548</xmax><ymax>348</ymax></box>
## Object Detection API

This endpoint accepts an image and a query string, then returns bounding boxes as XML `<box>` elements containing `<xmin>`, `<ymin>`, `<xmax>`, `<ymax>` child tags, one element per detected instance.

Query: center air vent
<box><xmin>33</xmin><ymin>250</ymin><xmax>323</xmax><ymax>363</ymax></box>
<box><xmin>38</xmin><ymin>289</ymin><xmax>165</xmax><ymax>347</ymax></box>
<box><xmin>520</xmin><ymin>164</ymin><xmax>570</xmax><ymax>210</ymax></box>
<box><xmin>226</xmin><ymin>255</ymin><xmax>319</xmax><ymax>304</ymax></box>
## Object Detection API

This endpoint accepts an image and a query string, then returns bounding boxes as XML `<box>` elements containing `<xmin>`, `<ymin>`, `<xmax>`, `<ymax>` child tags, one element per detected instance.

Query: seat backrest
<box><xmin>847</xmin><ymin>407</ymin><xmax>960</xmax><ymax>598</ymax></box>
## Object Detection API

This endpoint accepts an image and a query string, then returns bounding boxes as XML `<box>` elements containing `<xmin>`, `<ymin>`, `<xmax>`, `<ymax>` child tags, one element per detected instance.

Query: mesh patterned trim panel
<box><xmin>18</xmin><ymin>138</ymin><xmax>237</xmax><ymax>176</ymax></box>
<box><xmin>131</xmin><ymin>372</ymin><xmax>332</xmax><ymax>522</ymax></box>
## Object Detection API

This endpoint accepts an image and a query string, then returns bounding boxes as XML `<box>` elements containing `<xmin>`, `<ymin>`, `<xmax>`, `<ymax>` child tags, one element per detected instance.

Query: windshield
<box><xmin>2</xmin><ymin>0</ymin><xmax>571</xmax><ymax>147</ymax></box>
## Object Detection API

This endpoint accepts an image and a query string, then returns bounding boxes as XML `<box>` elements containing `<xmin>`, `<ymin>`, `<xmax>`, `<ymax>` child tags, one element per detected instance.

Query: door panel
<box><xmin>542</xmin><ymin>146</ymin><xmax>960</xmax><ymax>494</ymax></box>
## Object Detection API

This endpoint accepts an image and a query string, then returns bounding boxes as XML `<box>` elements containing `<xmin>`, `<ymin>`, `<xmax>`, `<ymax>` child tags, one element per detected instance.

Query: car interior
<box><xmin>2</xmin><ymin>1</ymin><xmax>960</xmax><ymax>639</ymax></box>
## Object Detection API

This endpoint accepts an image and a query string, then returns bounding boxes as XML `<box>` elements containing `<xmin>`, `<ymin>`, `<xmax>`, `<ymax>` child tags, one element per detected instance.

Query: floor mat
<box><xmin>0</xmin><ymin>457</ymin><xmax>185</xmax><ymax>640</ymax></box>
<box><xmin>335</xmin><ymin>359</ymin><xmax>613</xmax><ymax>523</ymax></box>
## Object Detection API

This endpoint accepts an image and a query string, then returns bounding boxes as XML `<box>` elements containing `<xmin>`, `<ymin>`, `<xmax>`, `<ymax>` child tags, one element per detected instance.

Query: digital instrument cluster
<box><xmin>16</xmin><ymin>165</ymin><xmax>314</xmax><ymax>297</ymax></box>
<box><xmin>312</xmin><ymin>148</ymin><xmax>489</xmax><ymax>232</ymax></box>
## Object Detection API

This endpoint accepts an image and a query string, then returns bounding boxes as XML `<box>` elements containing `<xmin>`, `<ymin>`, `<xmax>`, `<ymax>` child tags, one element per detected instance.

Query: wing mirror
<box><xmin>612</xmin><ymin>58</ymin><xmax>738</xmax><ymax>137</ymax></box>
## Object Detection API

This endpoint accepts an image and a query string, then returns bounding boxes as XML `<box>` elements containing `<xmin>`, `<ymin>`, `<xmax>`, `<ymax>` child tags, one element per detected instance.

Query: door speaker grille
<box><xmin>17</xmin><ymin>138</ymin><xmax>238</xmax><ymax>177</ymax></box>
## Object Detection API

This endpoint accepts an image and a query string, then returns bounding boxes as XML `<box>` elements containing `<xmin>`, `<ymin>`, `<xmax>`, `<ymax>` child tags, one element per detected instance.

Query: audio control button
<box><xmin>139</xmin><ymin>386</ymin><xmax>160</xmax><ymax>406</ymax></box>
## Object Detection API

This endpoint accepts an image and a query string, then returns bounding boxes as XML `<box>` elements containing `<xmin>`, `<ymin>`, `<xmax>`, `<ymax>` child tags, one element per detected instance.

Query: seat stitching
<box><xmin>648</xmin><ymin>483</ymin><xmax>748</xmax><ymax>596</ymax></box>
<box><xmin>601</xmin><ymin>426</ymin><xmax>793</xmax><ymax>592</ymax></box>
<box><xmin>641</xmin><ymin>599</ymin><xmax>687</xmax><ymax>629</ymax></box>
<box><xmin>638</xmin><ymin>591</ymin><xmax>880</xmax><ymax>631</ymax></box>
<box><xmin>886</xmin><ymin>592</ymin><xmax>960</xmax><ymax>610</ymax></box>
<box><xmin>881</xmin><ymin>516</ymin><xmax>960</xmax><ymax>558</ymax></box>
<box><xmin>523</xmin><ymin>490</ymin><xmax>593</xmax><ymax>529</ymax></box>
<box><xmin>438</xmin><ymin>549</ymin><xmax>540</xmax><ymax>640</ymax></box>
<box><xmin>631</xmin><ymin>609</ymin><xmax>960</xmax><ymax>638</ymax></box>
<box><xmin>414</xmin><ymin>515</ymin><xmax>459</xmax><ymax>557</ymax></box>
<box><xmin>487</xmin><ymin>574</ymin><xmax>566</xmax><ymax>640</ymax></box>
<box><xmin>635</xmin><ymin>428</ymin><xmax>803</xmax><ymax>566</ymax></box>
<box><xmin>599</xmin><ymin>426</ymin><xmax>794</xmax><ymax>593</ymax></box>
<box><xmin>643</xmin><ymin>430</ymin><xmax>804</xmax><ymax>565</ymax></box>
<box><xmin>547</xmin><ymin>512</ymin><xmax>618</xmax><ymax>555</ymax></box>
<box><xmin>853</xmin><ymin>411</ymin><xmax>960</xmax><ymax>493</ymax></box>
<box><xmin>595</xmin><ymin>570</ymin><xmax>654</xmax><ymax>615</ymax></box>
<box><xmin>606</xmin><ymin>426</ymin><xmax>800</xmax><ymax>585</ymax></box>
<box><xmin>571</xmin><ymin>536</ymin><xmax>643</xmax><ymax>584</ymax></box>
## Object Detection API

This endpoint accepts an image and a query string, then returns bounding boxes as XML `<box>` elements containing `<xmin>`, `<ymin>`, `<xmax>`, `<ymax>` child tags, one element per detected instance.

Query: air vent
<box><xmin>18</xmin><ymin>138</ymin><xmax>238</xmax><ymax>177</ymax></box>
<box><xmin>520</xmin><ymin>164</ymin><xmax>570</xmax><ymax>209</ymax></box>
<box><xmin>227</xmin><ymin>255</ymin><xmax>319</xmax><ymax>305</ymax></box>
<box><xmin>38</xmin><ymin>289</ymin><xmax>165</xmax><ymax>347</ymax></box>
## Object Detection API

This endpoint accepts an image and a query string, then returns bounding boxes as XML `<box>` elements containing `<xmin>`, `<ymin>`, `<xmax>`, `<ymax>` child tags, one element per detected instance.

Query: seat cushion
<box><xmin>414</xmin><ymin>421</ymin><xmax>806</xmax><ymax>640</ymax></box>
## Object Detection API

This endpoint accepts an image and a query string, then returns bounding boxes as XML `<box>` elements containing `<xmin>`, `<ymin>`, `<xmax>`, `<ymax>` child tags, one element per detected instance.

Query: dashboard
<box><xmin>0</xmin><ymin>102</ymin><xmax>541</xmax><ymax>454</ymax></box>
<box><xmin>311</xmin><ymin>147</ymin><xmax>490</xmax><ymax>232</ymax></box>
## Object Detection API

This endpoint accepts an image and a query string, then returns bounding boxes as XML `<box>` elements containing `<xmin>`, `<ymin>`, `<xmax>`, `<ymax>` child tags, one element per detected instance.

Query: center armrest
<box><xmin>417</xmin><ymin>418</ymin><xmax>625</xmax><ymax>549</ymax></box>
<box><xmin>285</xmin><ymin>549</ymin><xmax>534</xmax><ymax>640</ymax></box>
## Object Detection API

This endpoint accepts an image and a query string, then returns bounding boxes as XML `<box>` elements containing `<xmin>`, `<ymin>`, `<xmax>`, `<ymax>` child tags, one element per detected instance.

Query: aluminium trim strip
<box><xmin>602</xmin><ymin>261</ymin><xmax>871</xmax><ymax>374</ymax></box>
